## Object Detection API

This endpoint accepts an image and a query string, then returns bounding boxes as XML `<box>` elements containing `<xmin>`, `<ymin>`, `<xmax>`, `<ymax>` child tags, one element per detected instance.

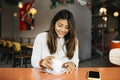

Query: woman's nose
<box><xmin>61</xmin><ymin>27</ymin><xmax>66</xmax><ymax>32</ymax></box>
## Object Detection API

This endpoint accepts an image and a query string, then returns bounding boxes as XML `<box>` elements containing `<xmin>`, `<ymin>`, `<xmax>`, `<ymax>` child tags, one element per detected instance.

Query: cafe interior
<box><xmin>0</xmin><ymin>0</ymin><xmax>120</xmax><ymax>68</ymax></box>
<box><xmin>0</xmin><ymin>0</ymin><xmax>120</xmax><ymax>80</ymax></box>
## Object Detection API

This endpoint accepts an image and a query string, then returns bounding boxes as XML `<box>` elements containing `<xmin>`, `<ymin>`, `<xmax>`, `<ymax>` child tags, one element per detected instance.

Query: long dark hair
<box><xmin>47</xmin><ymin>9</ymin><xmax>77</xmax><ymax>59</ymax></box>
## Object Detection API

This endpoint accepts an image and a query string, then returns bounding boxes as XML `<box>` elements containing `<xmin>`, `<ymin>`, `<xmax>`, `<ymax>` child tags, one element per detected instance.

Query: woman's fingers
<box><xmin>45</xmin><ymin>62</ymin><xmax>52</xmax><ymax>69</ymax></box>
<box><xmin>63</xmin><ymin>62</ymin><xmax>75</xmax><ymax>74</ymax></box>
<box><xmin>43</xmin><ymin>56</ymin><xmax>55</xmax><ymax>69</ymax></box>
<box><xmin>66</xmin><ymin>65</ymin><xmax>75</xmax><ymax>73</ymax></box>
<box><xmin>46</xmin><ymin>56</ymin><xmax>54</xmax><ymax>61</ymax></box>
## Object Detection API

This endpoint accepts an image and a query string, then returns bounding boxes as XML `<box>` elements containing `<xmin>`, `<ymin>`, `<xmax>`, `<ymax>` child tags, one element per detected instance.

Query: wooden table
<box><xmin>0</xmin><ymin>67</ymin><xmax>120</xmax><ymax>80</ymax></box>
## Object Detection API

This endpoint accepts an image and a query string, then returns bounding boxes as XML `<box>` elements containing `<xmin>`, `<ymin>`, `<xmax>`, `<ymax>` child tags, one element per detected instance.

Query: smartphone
<box><xmin>88</xmin><ymin>71</ymin><xmax>100</xmax><ymax>80</ymax></box>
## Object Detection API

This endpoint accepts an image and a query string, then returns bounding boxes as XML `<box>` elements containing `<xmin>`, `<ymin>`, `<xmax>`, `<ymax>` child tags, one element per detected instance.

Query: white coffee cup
<box><xmin>52</xmin><ymin>58</ymin><xmax>63</xmax><ymax>73</ymax></box>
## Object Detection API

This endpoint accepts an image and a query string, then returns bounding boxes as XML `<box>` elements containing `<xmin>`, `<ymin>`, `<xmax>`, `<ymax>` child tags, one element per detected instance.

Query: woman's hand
<box><xmin>39</xmin><ymin>56</ymin><xmax>54</xmax><ymax>69</ymax></box>
<box><xmin>63</xmin><ymin>62</ymin><xmax>76</xmax><ymax>73</ymax></box>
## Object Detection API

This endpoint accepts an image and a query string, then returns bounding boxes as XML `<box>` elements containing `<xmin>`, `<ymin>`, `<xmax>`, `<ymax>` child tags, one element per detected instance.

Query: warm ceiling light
<box><xmin>13</xmin><ymin>12</ymin><xmax>17</xmax><ymax>17</ymax></box>
<box><xmin>18</xmin><ymin>2</ymin><xmax>23</xmax><ymax>8</ymax></box>
<box><xmin>102</xmin><ymin>16</ymin><xmax>107</xmax><ymax>21</ymax></box>
<box><xmin>29</xmin><ymin>8</ymin><xmax>37</xmax><ymax>15</ymax></box>
<box><xmin>113</xmin><ymin>11</ymin><xmax>119</xmax><ymax>17</ymax></box>
<box><xmin>99</xmin><ymin>7</ymin><xmax>107</xmax><ymax>15</ymax></box>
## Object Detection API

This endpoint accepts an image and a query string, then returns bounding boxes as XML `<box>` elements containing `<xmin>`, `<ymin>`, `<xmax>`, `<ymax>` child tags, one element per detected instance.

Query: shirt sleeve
<box><xmin>31</xmin><ymin>34</ymin><xmax>42</xmax><ymax>68</ymax></box>
<box><xmin>69</xmin><ymin>39</ymin><xmax>79</xmax><ymax>68</ymax></box>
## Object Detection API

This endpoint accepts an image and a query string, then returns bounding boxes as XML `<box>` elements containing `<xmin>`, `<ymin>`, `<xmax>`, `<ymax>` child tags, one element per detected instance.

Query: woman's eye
<box><xmin>58</xmin><ymin>24</ymin><xmax>62</xmax><ymax>27</ymax></box>
<box><xmin>66</xmin><ymin>27</ymin><xmax>69</xmax><ymax>29</ymax></box>
<box><xmin>65</xmin><ymin>26</ymin><xmax>69</xmax><ymax>29</ymax></box>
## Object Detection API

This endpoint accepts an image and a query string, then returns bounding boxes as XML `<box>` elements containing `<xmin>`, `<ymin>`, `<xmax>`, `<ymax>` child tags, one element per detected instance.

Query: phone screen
<box><xmin>88</xmin><ymin>71</ymin><xmax>100</xmax><ymax>79</ymax></box>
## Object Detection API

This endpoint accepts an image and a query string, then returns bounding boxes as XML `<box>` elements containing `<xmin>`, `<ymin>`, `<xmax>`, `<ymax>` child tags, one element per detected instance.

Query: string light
<box><xmin>18</xmin><ymin>2</ymin><xmax>23</xmax><ymax>8</ymax></box>
<box><xmin>29</xmin><ymin>7</ymin><xmax>37</xmax><ymax>16</ymax></box>
<box><xmin>102</xmin><ymin>16</ymin><xmax>107</xmax><ymax>21</ymax></box>
<box><xmin>113</xmin><ymin>11</ymin><xmax>119</xmax><ymax>17</ymax></box>
<box><xmin>99</xmin><ymin>7</ymin><xmax>107</xmax><ymax>15</ymax></box>
<box><xmin>13</xmin><ymin>12</ymin><xmax>17</xmax><ymax>17</ymax></box>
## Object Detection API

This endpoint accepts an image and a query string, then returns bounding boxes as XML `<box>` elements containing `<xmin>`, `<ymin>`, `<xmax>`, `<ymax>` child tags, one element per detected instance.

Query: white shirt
<box><xmin>31</xmin><ymin>32</ymin><xmax>79</xmax><ymax>68</ymax></box>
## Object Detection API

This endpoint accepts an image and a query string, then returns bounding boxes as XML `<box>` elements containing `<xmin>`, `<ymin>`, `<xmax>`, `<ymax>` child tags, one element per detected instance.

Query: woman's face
<box><xmin>55</xmin><ymin>19</ymin><xmax>69</xmax><ymax>38</ymax></box>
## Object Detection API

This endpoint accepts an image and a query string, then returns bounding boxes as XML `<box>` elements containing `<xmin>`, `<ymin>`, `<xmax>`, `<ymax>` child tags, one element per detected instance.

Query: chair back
<box><xmin>6</xmin><ymin>40</ymin><xmax>13</xmax><ymax>48</ymax></box>
<box><xmin>1</xmin><ymin>40</ymin><xmax>7</xmax><ymax>47</ymax></box>
<box><xmin>109</xmin><ymin>48</ymin><xmax>120</xmax><ymax>66</ymax></box>
<box><xmin>0</xmin><ymin>40</ymin><xmax>4</xmax><ymax>51</ymax></box>
<box><xmin>12</xmin><ymin>42</ymin><xmax>21</xmax><ymax>52</ymax></box>
<box><xmin>0</xmin><ymin>40</ymin><xmax>4</xmax><ymax>47</ymax></box>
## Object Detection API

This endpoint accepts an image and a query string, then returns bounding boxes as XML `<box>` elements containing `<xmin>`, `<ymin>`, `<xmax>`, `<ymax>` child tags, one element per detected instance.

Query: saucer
<box><xmin>45</xmin><ymin>68</ymin><xmax>66</xmax><ymax>75</ymax></box>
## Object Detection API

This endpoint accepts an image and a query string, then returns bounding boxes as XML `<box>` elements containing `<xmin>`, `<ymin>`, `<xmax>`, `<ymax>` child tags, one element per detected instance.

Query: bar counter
<box><xmin>0</xmin><ymin>67</ymin><xmax>120</xmax><ymax>80</ymax></box>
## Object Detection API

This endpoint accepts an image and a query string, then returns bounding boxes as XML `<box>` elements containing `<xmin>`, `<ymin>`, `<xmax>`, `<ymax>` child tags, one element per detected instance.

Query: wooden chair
<box><xmin>12</xmin><ymin>42</ymin><xmax>31</xmax><ymax>68</ymax></box>
<box><xmin>5</xmin><ymin>40</ymin><xmax>13</xmax><ymax>64</ymax></box>
<box><xmin>0</xmin><ymin>40</ymin><xmax>4</xmax><ymax>61</ymax></box>
<box><xmin>0</xmin><ymin>40</ymin><xmax>7</xmax><ymax>62</ymax></box>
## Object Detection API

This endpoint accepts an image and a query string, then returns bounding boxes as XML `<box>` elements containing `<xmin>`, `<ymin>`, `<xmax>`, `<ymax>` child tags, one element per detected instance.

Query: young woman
<box><xmin>31</xmin><ymin>9</ymin><xmax>79</xmax><ymax>73</ymax></box>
